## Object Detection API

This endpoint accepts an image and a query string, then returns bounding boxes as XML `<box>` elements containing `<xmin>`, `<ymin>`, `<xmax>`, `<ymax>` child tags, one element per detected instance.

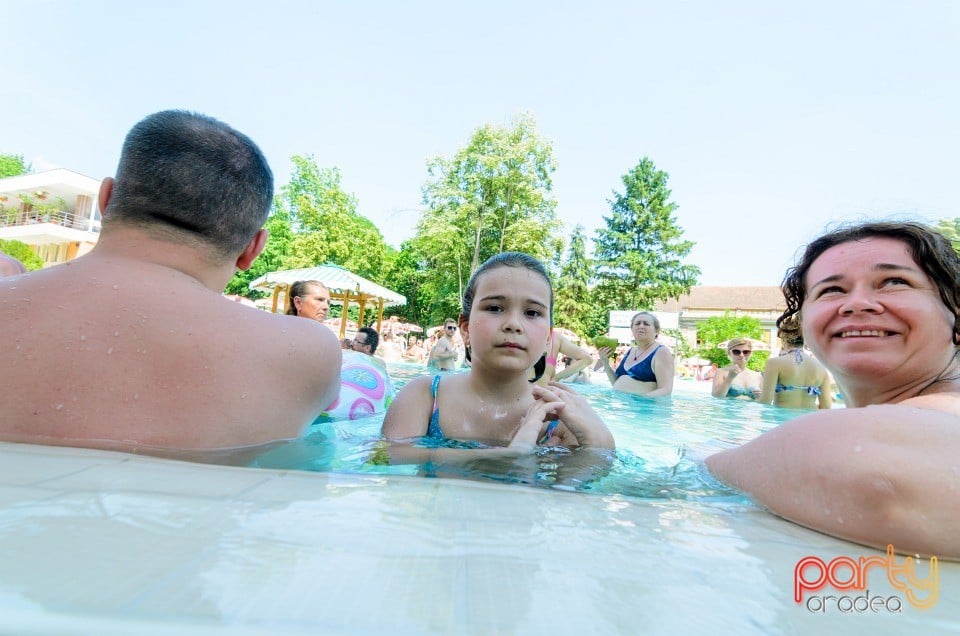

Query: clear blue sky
<box><xmin>4</xmin><ymin>1</ymin><xmax>957</xmax><ymax>285</ymax></box>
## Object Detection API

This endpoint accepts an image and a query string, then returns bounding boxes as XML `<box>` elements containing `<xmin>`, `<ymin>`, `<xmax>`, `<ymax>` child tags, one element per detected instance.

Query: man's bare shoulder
<box><xmin>0</xmin><ymin>260</ymin><xmax>342</xmax><ymax>449</ymax></box>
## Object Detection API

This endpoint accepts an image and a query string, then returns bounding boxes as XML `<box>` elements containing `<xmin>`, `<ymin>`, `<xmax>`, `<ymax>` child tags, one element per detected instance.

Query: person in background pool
<box><xmin>707</xmin><ymin>221</ymin><xmax>960</xmax><ymax>558</ymax></box>
<box><xmin>711</xmin><ymin>337</ymin><xmax>764</xmax><ymax>400</ymax></box>
<box><xmin>759</xmin><ymin>319</ymin><xmax>832</xmax><ymax>409</ymax></box>
<box><xmin>533</xmin><ymin>330</ymin><xmax>593</xmax><ymax>386</ymax></box>
<box><xmin>382</xmin><ymin>252</ymin><xmax>614</xmax><ymax>458</ymax></box>
<box><xmin>427</xmin><ymin>319</ymin><xmax>459</xmax><ymax>371</ymax></box>
<box><xmin>597</xmin><ymin>311</ymin><xmax>675</xmax><ymax>397</ymax></box>
<box><xmin>351</xmin><ymin>326</ymin><xmax>379</xmax><ymax>356</ymax></box>
<box><xmin>0</xmin><ymin>110</ymin><xmax>341</xmax><ymax>452</ymax></box>
<box><xmin>0</xmin><ymin>248</ymin><xmax>26</xmax><ymax>277</ymax></box>
<box><xmin>286</xmin><ymin>279</ymin><xmax>330</xmax><ymax>321</ymax></box>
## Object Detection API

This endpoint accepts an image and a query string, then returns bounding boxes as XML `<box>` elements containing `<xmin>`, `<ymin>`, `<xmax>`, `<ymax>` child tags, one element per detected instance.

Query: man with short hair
<box><xmin>352</xmin><ymin>327</ymin><xmax>379</xmax><ymax>356</ymax></box>
<box><xmin>0</xmin><ymin>110</ymin><xmax>341</xmax><ymax>451</ymax></box>
<box><xmin>428</xmin><ymin>319</ymin><xmax>459</xmax><ymax>370</ymax></box>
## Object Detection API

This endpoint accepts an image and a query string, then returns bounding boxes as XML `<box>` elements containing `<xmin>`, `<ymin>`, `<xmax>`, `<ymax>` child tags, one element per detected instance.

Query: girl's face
<box><xmin>801</xmin><ymin>237</ymin><xmax>955</xmax><ymax>382</ymax></box>
<box><xmin>461</xmin><ymin>266</ymin><xmax>552</xmax><ymax>373</ymax></box>
<box><xmin>294</xmin><ymin>285</ymin><xmax>330</xmax><ymax>321</ymax></box>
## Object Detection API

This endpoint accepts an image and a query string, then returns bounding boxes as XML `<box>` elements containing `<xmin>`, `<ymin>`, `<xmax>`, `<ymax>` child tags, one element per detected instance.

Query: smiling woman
<box><xmin>707</xmin><ymin>221</ymin><xmax>960</xmax><ymax>559</ymax></box>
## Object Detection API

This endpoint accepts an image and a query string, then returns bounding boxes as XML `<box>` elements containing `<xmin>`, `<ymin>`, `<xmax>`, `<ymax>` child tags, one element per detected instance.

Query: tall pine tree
<box><xmin>554</xmin><ymin>225</ymin><xmax>592</xmax><ymax>337</ymax></box>
<box><xmin>593</xmin><ymin>157</ymin><xmax>700</xmax><ymax>310</ymax></box>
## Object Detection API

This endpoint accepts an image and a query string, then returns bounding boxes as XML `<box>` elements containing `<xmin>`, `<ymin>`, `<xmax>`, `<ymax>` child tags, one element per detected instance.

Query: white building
<box><xmin>0</xmin><ymin>169</ymin><xmax>102</xmax><ymax>267</ymax></box>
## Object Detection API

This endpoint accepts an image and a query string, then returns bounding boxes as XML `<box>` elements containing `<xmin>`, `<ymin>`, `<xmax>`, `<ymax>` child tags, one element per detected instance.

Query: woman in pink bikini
<box><xmin>533</xmin><ymin>330</ymin><xmax>594</xmax><ymax>386</ymax></box>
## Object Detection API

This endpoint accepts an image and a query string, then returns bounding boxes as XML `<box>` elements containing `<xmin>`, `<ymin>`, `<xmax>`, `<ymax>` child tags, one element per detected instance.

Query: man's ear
<box><xmin>458</xmin><ymin>314</ymin><xmax>469</xmax><ymax>346</ymax></box>
<box><xmin>97</xmin><ymin>177</ymin><xmax>115</xmax><ymax>218</ymax></box>
<box><xmin>236</xmin><ymin>228</ymin><xmax>268</xmax><ymax>271</ymax></box>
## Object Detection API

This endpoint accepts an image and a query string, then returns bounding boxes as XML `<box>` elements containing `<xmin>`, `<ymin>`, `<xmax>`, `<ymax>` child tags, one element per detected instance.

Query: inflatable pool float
<box><xmin>320</xmin><ymin>350</ymin><xmax>396</xmax><ymax>421</ymax></box>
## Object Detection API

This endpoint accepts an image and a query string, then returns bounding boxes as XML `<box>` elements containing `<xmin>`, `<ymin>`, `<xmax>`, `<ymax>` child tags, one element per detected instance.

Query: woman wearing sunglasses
<box><xmin>427</xmin><ymin>319</ymin><xmax>460</xmax><ymax>371</ymax></box>
<box><xmin>711</xmin><ymin>337</ymin><xmax>763</xmax><ymax>399</ymax></box>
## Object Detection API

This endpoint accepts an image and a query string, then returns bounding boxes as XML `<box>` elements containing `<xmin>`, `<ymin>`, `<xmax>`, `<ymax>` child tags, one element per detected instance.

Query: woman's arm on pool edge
<box><xmin>705</xmin><ymin>405</ymin><xmax>960</xmax><ymax>559</ymax></box>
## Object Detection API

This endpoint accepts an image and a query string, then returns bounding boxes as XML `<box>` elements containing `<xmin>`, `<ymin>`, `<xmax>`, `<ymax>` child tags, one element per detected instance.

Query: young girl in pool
<box><xmin>381</xmin><ymin>252</ymin><xmax>615</xmax><ymax>453</ymax></box>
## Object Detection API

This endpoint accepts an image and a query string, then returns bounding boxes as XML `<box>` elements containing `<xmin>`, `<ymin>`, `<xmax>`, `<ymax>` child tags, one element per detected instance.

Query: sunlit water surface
<box><xmin>247</xmin><ymin>362</ymin><xmax>802</xmax><ymax>502</ymax></box>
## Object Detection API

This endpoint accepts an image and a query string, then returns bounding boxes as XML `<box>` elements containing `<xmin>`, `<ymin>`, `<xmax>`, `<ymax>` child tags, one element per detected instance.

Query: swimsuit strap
<box><xmin>427</xmin><ymin>375</ymin><xmax>443</xmax><ymax>438</ymax></box>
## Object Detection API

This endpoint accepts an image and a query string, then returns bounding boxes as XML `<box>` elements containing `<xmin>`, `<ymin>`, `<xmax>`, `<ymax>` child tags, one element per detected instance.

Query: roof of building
<box><xmin>653</xmin><ymin>286</ymin><xmax>786</xmax><ymax>312</ymax></box>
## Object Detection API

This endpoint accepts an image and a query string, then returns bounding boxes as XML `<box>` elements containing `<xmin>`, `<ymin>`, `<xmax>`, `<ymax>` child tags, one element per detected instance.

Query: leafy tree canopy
<box><xmin>593</xmin><ymin>157</ymin><xmax>700</xmax><ymax>311</ymax></box>
<box><xmin>554</xmin><ymin>225</ymin><xmax>593</xmax><ymax>337</ymax></box>
<box><xmin>696</xmin><ymin>313</ymin><xmax>767</xmax><ymax>371</ymax></box>
<box><xmin>226</xmin><ymin>155</ymin><xmax>393</xmax><ymax>297</ymax></box>
<box><xmin>413</xmin><ymin>113</ymin><xmax>564</xmax><ymax>320</ymax></box>
<box><xmin>0</xmin><ymin>153</ymin><xmax>30</xmax><ymax>179</ymax></box>
<box><xmin>0</xmin><ymin>239</ymin><xmax>43</xmax><ymax>270</ymax></box>
<box><xmin>935</xmin><ymin>217</ymin><xmax>960</xmax><ymax>254</ymax></box>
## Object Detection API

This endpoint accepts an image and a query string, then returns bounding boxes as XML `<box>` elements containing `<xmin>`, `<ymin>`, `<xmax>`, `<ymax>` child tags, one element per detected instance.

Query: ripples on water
<box><xmin>247</xmin><ymin>363</ymin><xmax>803</xmax><ymax>502</ymax></box>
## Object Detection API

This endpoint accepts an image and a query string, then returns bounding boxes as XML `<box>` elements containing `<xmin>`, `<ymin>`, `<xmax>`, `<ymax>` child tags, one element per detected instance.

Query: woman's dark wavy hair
<box><xmin>460</xmin><ymin>252</ymin><xmax>553</xmax><ymax>381</ymax></box>
<box><xmin>778</xmin><ymin>221</ymin><xmax>960</xmax><ymax>345</ymax></box>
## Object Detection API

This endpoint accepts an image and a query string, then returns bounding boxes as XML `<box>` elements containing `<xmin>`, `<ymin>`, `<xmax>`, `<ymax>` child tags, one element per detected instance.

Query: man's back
<box><xmin>0</xmin><ymin>254</ymin><xmax>341</xmax><ymax>450</ymax></box>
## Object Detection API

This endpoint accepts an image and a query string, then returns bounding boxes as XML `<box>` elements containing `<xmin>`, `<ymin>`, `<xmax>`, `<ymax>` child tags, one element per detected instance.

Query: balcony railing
<box><xmin>0</xmin><ymin>209</ymin><xmax>100</xmax><ymax>233</ymax></box>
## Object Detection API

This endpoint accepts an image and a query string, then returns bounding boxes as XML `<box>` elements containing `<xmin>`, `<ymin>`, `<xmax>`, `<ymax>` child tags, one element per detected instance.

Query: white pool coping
<box><xmin>0</xmin><ymin>441</ymin><xmax>955</xmax><ymax>634</ymax></box>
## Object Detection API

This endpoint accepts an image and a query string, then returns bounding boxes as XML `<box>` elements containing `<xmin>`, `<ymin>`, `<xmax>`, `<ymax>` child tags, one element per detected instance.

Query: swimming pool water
<box><xmin>248</xmin><ymin>362</ymin><xmax>795</xmax><ymax>502</ymax></box>
<box><xmin>1</xmin><ymin>362</ymin><xmax>956</xmax><ymax>634</ymax></box>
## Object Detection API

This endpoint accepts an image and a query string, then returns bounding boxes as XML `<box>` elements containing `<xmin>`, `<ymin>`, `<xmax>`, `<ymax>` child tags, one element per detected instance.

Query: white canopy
<box><xmin>249</xmin><ymin>264</ymin><xmax>405</xmax><ymax>338</ymax></box>
<box><xmin>249</xmin><ymin>264</ymin><xmax>405</xmax><ymax>307</ymax></box>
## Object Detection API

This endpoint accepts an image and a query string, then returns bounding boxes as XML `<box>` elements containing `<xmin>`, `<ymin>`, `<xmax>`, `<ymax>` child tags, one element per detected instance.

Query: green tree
<box><xmin>275</xmin><ymin>155</ymin><xmax>390</xmax><ymax>280</ymax></box>
<box><xmin>695</xmin><ymin>313</ymin><xmax>767</xmax><ymax>371</ymax></box>
<box><xmin>383</xmin><ymin>240</ymin><xmax>432</xmax><ymax>327</ymax></box>
<box><xmin>593</xmin><ymin>157</ymin><xmax>700</xmax><ymax>311</ymax></box>
<box><xmin>0</xmin><ymin>239</ymin><xmax>43</xmax><ymax>270</ymax></box>
<box><xmin>0</xmin><ymin>153</ymin><xmax>30</xmax><ymax>178</ymax></box>
<box><xmin>554</xmin><ymin>225</ymin><xmax>593</xmax><ymax>336</ymax></box>
<box><xmin>415</xmin><ymin>113</ymin><xmax>564</xmax><ymax>320</ymax></box>
<box><xmin>935</xmin><ymin>217</ymin><xmax>960</xmax><ymax>254</ymax></box>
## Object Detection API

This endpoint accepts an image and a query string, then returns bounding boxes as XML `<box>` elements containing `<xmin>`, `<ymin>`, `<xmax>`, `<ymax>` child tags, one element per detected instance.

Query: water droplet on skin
<box><xmin>240</xmin><ymin>393</ymin><xmax>247</xmax><ymax>399</ymax></box>
<box><xmin>133</xmin><ymin>394</ymin><xmax>139</xmax><ymax>400</ymax></box>
<box><xmin>836</xmin><ymin>516</ymin><xmax>844</xmax><ymax>525</ymax></box>
<box><xmin>822</xmin><ymin>507</ymin><xmax>831</xmax><ymax>516</ymax></box>
<box><xmin>112</xmin><ymin>284</ymin><xmax>119</xmax><ymax>290</ymax></box>
<box><xmin>106</xmin><ymin>347</ymin><xmax>113</xmax><ymax>355</ymax></box>
<box><xmin>854</xmin><ymin>445</ymin><xmax>862</xmax><ymax>453</ymax></box>
<box><xmin>80</xmin><ymin>335</ymin><xmax>86</xmax><ymax>341</ymax></box>
<box><xmin>54</xmin><ymin>404</ymin><xmax>64</xmax><ymax>411</ymax></box>
<box><xmin>114</xmin><ymin>331</ymin><xmax>120</xmax><ymax>337</ymax></box>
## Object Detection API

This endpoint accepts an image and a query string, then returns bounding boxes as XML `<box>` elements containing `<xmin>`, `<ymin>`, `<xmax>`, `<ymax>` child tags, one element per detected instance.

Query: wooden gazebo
<box><xmin>249</xmin><ymin>264</ymin><xmax>406</xmax><ymax>338</ymax></box>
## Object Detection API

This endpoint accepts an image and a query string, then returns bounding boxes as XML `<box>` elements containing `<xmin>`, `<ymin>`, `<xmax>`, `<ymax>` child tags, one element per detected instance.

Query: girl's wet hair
<box><xmin>778</xmin><ymin>221</ymin><xmax>960</xmax><ymax>345</ymax></box>
<box><xmin>286</xmin><ymin>280</ymin><xmax>326</xmax><ymax>316</ymax></box>
<box><xmin>460</xmin><ymin>252</ymin><xmax>553</xmax><ymax>381</ymax></box>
